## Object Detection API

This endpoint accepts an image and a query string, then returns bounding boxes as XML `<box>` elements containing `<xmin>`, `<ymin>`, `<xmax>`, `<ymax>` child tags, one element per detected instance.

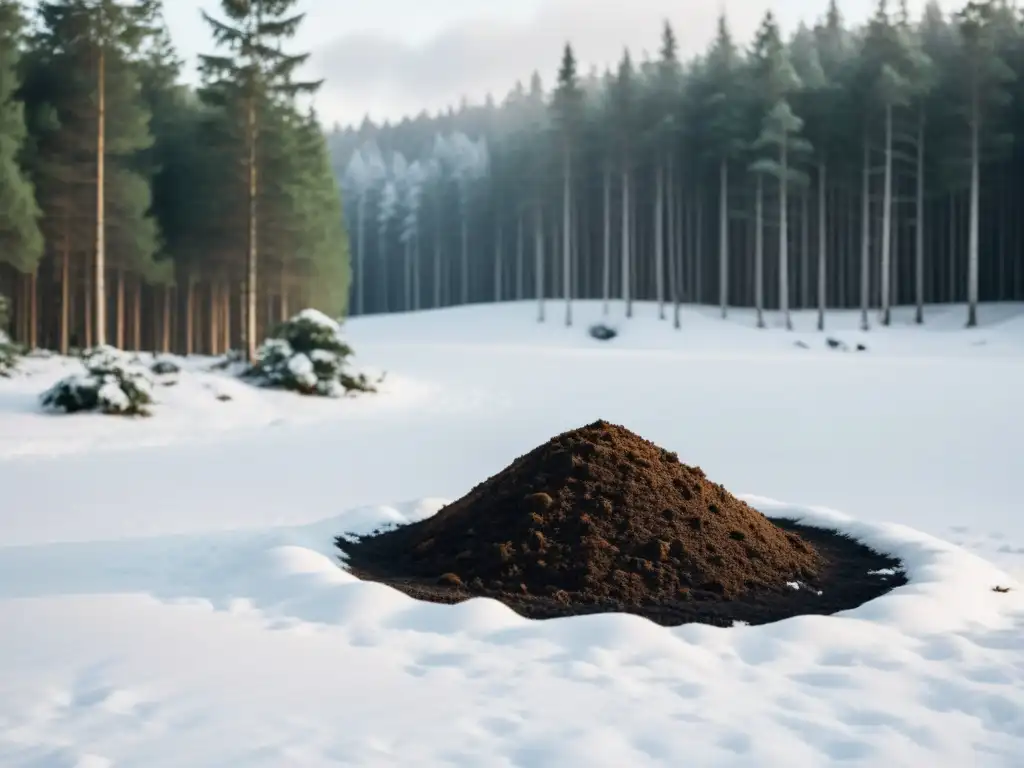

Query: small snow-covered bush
<box><xmin>40</xmin><ymin>345</ymin><xmax>154</xmax><ymax>416</ymax></box>
<box><xmin>150</xmin><ymin>355</ymin><xmax>180</xmax><ymax>375</ymax></box>
<box><xmin>245</xmin><ymin>308</ymin><xmax>375</xmax><ymax>397</ymax></box>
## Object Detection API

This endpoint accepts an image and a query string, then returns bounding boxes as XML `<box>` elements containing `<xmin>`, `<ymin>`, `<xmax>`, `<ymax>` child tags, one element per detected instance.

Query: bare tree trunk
<box><xmin>669</xmin><ymin>157</ymin><xmax>680</xmax><ymax>329</ymax></box>
<box><xmin>860</xmin><ymin>131</ymin><xmax>871</xmax><ymax>331</ymax></box>
<box><xmin>245</xmin><ymin>92</ymin><xmax>259</xmax><ymax>360</ymax></box>
<box><xmin>162</xmin><ymin>285</ymin><xmax>171</xmax><ymax>353</ymax></box>
<box><xmin>695</xmin><ymin>194</ymin><xmax>704</xmax><ymax>306</ymax></box>
<box><xmin>779</xmin><ymin>139</ymin><xmax>792</xmax><ymax>330</ymax></box>
<box><xmin>621</xmin><ymin>165</ymin><xmax>632</xmax><ymax>318</ymax></box>
<box><xmin>28</xmin><ymin>270</ymin><xmax>37</xmax><ymax>350</ymax></box>
<box><xmin>433</xmin><ymin>205</ymin><xmax>442</xmax><ymax>308</ymax></box>
<box><xmin>535</xmin><ymin>204</ymin><xmax>545</xmax><ymax>322</ymax></box>
<box><xmin>921</xmin><ymin>110</ymin><xmax>929</xmax><ymax>321</ymax></box>
<box><xmin>356</xmin><ymin>197</ymin><xmax>365</xmax><ymax>315</ymax></box>
<box><xmin>184</xmin><ymin>279</ymin><xmax>194</xmax><ymax>357</ymax></box>
<box><xmin>801</xmin><ymin>190</ymin><xmax>810</xmax><ymax>310</ymax></box>
<box><xmin>562</xmin><ymin>150</ymin><xmax>572</xmax><ymax>326</ymax></box>
<box><xmin>966</xmin><ymin>96</ymin><xmax>980</xmax><ymax>327</ymax></box>
<box><xmin>60</xmin><ymin>234</ymin><xmax>69</xmax><ymax>354</ymax></box>
<box><xmin>95</xmin><ymin>48</ymin><xmax>107</xmax><ymax>346</ymax></box>
<box><xmin>132</xmin><ymin>278</ymin><xmax>141</xmax><ymax>351</ymax></box>
<box><xmin>115</xmin><ymin>269</ymin><xmax>124</xmax><ymax>349</ymax></box>
<box><xmin>655</xmin><ymin>163</ymin><xmax>665</xmax><ymax>319</ymax></box>
<box><xmin>817</xmin><ymin>161</ymin><xmax>827</xmax><ymax>331</ymax></box>
<box><xmin>719</xmin><ymin>158</ymin><xmax>729</xmax><ymax>318</ymax></box>
<box><xmin>515</xmin><ymin>211</ymin><xmax>524</xmax><ymax>301</ymax></box>
<box><xmin>460</xmin><ymin>213</ymin><xmax>469</xmax><ymax>305</ymax></box>
<box><xmin>755</xmin><ymin>174</ymin><xmax>765</xmax><ymax>329</ymax></box>
<box><xmin>880</xmin><ymin>103</ymin><xmax>894</xmax><ymax>326</ymax></box>
<box><xmin>602</xmin><ymin>163</ymin><xmax>611</xmax><ymax>315</ymax></box>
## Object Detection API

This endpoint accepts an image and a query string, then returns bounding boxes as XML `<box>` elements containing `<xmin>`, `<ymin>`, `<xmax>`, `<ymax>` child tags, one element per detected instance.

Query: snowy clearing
<box><xmin>1</xmin><ymin>301</ymin><xmax>1022</xmax><ymax>767</ymax></box>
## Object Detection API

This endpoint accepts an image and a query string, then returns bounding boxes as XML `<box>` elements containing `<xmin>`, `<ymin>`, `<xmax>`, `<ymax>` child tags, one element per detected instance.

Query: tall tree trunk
<box><xmin>535</xmin><ymin>204</ymin><xmax>545</xmax><ymax>322</ymax></box>
<box><xmin>563</xmin><ymin>150</ymin><xmax>572</xmax><ymax>326</ymax></box>
<box><xmin>621</xmin><ymin>166</ymin><xmax>632</xmax><ymax>318</ymax></box>
<box><xmin>162</xmin><ymin>285</ymin><xmax>171</xmax><ymax>353</ymax></box>
<box><xmin>245</xmin><ymin>93</ymin><xmax>258</xmax><ymax>360</ymax></box>
<box><xmin>95</xmin><ymin>48</ymin><xmax>107</xmax><ymax>347</ymax></box>
<box><xmin>460</xmin><ymin>210</ymin><xmax>469</xmax><ymax>305</ymax></box>
<box><xmin>695</xmin><ymin>194</ymin><xmax>704</xmax><ymax>306</ymax></box>
<box><xmin>184</xmin><ymin>279</ymin><xmax>194</xmax><ymax>357</ymax></box>
<box><xmin>413</xmin><ymin>234</ymin><xmax>421</xmax><ymax>310</ymax></box>
<box><xmin>132</xmin><ymin>278</ymin><xmax>141</xmax><ymax>351</ymax></box>
<box><xmin>915</xmin><ymin>112</ymin><xmax>925</xmax><ymax>325</ymax></box>
<box><xmin>495</xmin><ymin>222</ymin><xmax>504</xmax><ymax>304</ymax></box>
<box><xmin>28</xmin><ymin>270</ymin><xmax>37</xmax><ymax>350</ymax></box>
<box><xmin>433</xmin><ymin>207</ymin><xmax>442</xmax><ymax>308</ymax></box>
<box><xmin>880</xmin><ymin>103</ymin><xmax>894</xmax><ymax>326</ymax></box>
<box><xmin>669</xmin><ymin>156</ymin><xmax>681</xmax><ymax>329</ymax></box>
<box><xmin>115</xmin><ymin>269</ymin><xmax>124</xmax><ymax>349</ymax></box>
<box><xmin>602</xmin><ymin>162</ymin><xmax>611</xmax><ymax>315</ymax></box>
<box><xmin>356</xmin><ymin>197</ymin><xmax>365</xmax><ymax>315</ymax></box>
<box><xmin>719</xmin><ymin>158</ymin><xmax>729</xmax><ymax>319</ymax></box>
<box><xmin>966</xmin><ymin>95</ymin><xmax>980</xmax><ymax>327</ymax></box>
<box><xmin>779</xmin><ymin>139</ymin><xmax>792</xmax><ymax>330</ymax></box>
<box><xmin>801</xmin><ymin>190</ymin><xmax>810</xmax><ymax>309</ymax></box>
<box><xmin>59</xmin><ymin>231</ymin><xmax>70</xmax><ymax>354</ymax></box>
<box><xmin>860</xmin><ymin>131</ymin><xmax>871</xmax><ymax>331</ymax></box>
<box><xmin>755</xmin><ymin>174</ymin><xmax>765</xmax><ymax>329</ymax></box>
<box><xmin>655</xmin><ymin>162</ymin><xmax>665</xmax><ymax>319</ymax></box>
<box><xmin>222</xmin><ymin>283</ymin><xmax>231</xmax><ymax>353</ymax></box>
<box><xmin>515</xmin><ymin>211</ymin><xmax>524</xmax><ymax>301</ymax></box>
<box><xmin>817</xmin><ymin>161</ymin><xmax>827</xmax><ymax>332</ymax></box>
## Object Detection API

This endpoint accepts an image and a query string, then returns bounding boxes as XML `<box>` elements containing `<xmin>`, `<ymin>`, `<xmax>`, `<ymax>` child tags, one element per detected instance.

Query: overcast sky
<box><xmin>166</xmin><ymin>0</ymin><xmax>919</xmax><ymax>127</ymax></box>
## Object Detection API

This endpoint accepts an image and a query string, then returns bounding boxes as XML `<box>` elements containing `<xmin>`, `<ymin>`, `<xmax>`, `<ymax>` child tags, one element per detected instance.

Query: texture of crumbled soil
<box><xmin>341</xmin><ymin>420</ymin><xmax>905</xmax><ymax>627</ymax></box>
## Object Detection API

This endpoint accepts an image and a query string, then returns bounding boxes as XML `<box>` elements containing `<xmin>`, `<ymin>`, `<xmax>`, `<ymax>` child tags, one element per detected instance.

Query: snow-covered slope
<box><xmin>0</xmin><ymin>301</ymin><xmax>1021</xmax><ymax>767</ymax></box>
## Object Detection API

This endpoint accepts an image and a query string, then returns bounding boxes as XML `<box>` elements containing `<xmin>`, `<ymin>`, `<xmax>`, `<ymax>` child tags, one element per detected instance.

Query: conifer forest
<box><xmin>3</xmin><ymin>1</ymin><xmax>1024</xmax><ymax>364</ymax></box>
<box><xmin>331</xmin><ymin>0</ymin><xmax>1024</xmax><ymax>330</ymax></box>
<box><xmin>0</xmin><ymin>0</ymin><xmax>345</xmax><ymax>359</ymax></box>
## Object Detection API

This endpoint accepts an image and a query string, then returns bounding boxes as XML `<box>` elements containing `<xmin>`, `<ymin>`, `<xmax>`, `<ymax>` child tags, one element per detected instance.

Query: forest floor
<box><xmin>0</xmin><ymin>300</ymin><xmax>1022</xmax><ymax>767</ymax></box>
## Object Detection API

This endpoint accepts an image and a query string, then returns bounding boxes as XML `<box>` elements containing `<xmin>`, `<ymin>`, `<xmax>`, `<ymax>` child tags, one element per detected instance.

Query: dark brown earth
<box><xmin>340</xmin><ymin>420</ymin><xmax>905</xmax><ymax>627</ymax></box>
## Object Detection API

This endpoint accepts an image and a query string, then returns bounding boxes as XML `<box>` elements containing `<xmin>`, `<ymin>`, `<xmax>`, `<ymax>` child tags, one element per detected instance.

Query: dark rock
<box><xmin>589</xmin><ymin>324</ymin><xmax>617</xmax><ymax>341</ymax></box>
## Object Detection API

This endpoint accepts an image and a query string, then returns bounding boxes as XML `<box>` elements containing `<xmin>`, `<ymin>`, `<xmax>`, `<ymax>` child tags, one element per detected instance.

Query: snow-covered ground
<box><xmin>1</xmin><ymin>301</ymin><xmax>1022</xmax><ymax>767</ymax></box>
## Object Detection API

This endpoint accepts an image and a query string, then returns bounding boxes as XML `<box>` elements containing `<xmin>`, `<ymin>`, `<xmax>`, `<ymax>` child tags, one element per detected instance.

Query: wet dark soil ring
<box><xmin>340</xmin><ymin>519</ymin><xmax>906</xmax><ymax>628</ymax></box>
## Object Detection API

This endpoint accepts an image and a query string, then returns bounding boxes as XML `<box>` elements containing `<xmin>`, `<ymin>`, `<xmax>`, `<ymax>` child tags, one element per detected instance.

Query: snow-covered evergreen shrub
<box><xmin>40</xmin><ymin>345</ymin><xmax>154</xmax><ymax>416</ymax></box>
<box><xmin>151</xmin><ymin>356</ymin><xmax>180</xmax><ymax>375</ymax></box>
<box><xmin>245</xmin><ymin>308</ymin><xmax>375</xmax><ymax>397</ymax></box>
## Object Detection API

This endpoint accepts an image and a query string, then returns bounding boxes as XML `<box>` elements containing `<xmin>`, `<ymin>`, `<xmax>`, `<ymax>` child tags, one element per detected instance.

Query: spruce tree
<box><xmin>0</xmin><ymin>0</ymin><xmax>43</xmax><ymax>277</ymax></box>
<box><xmin>200</xmin><ymin>0</ymin><xmax>321</xmax><ymax>359</ymax></box>
<box><xmin>750</xmin><ymin>11</ymin><xmax>810</xmax><ymax>331</ymax></box>
<box><xmin>552</xmin><ymin>43</ymin><xmax>582</xmax><ymax>326</ymax></box>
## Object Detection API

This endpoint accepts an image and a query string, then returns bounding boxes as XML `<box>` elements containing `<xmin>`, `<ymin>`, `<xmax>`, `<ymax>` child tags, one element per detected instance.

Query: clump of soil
<box><xmin>341</xmin><ymin>421</ymin><xmax>908</xmax><ymax>626</ymax></box>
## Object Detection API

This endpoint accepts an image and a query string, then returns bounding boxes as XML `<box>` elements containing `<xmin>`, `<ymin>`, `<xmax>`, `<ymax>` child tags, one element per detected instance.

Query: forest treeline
<box><xmin>0</xmin><ymin>0</ymin><xmax>347</xmax><ymax>358</ymax></box>
<box><xmin>330</xmin><ymin>0</ymin><xmax>1024</xmax><ymax>329</ymax></box>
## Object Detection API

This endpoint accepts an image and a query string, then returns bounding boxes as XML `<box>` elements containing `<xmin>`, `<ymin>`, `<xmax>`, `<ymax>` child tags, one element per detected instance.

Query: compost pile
<box><xmin>343</xmin><ymin>420</ymin><xmax>831</xmax><ymax>611</ymax></box>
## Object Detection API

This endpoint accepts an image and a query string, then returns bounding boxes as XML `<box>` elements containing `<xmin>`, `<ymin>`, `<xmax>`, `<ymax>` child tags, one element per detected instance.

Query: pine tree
<box><xmin>750</xmin><ymin>11</ymin><xmax>810</xmax><ymax>331</ymax></box>
<box><xmin>698</xmin><ymin>14</ymin><xmax>747</xmax><ymax>320</ymax></box>
<box><xmin>0</xmin><ymin>0</ymin><xmax>43</xmax><ymax>277</ymax></box>
<box><xmin>553</xmin><ymin>43</ymin><xmax>582</xmax><ymax>326</ymax></box>
<box><xmin>955</xmin><ymin>0</ymin><xmax>1014</xmax><ymax>327</ymax></box>
<box><xmin>200</xmin><ymin>0</ymin><xmax>321</xmax><ymax>359</ymax></box>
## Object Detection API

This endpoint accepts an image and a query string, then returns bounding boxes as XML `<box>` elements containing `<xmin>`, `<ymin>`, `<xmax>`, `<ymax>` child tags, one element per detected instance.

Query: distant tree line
<box><xmin>330</xmin><ymin>0</ymin><xmax>1024</xmax><ymax>329</ymax></box>
<box><xmin>0</xmin><ymin>0</ymin><xmax>348</xmax><ymax>358</ymax></box>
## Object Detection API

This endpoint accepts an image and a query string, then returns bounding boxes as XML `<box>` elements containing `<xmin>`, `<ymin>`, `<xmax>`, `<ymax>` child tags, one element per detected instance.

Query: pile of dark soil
<box><xmin>340</xmin><ymin>420</ymin><xmax>905</xmax><ymax>627</ymax></box>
